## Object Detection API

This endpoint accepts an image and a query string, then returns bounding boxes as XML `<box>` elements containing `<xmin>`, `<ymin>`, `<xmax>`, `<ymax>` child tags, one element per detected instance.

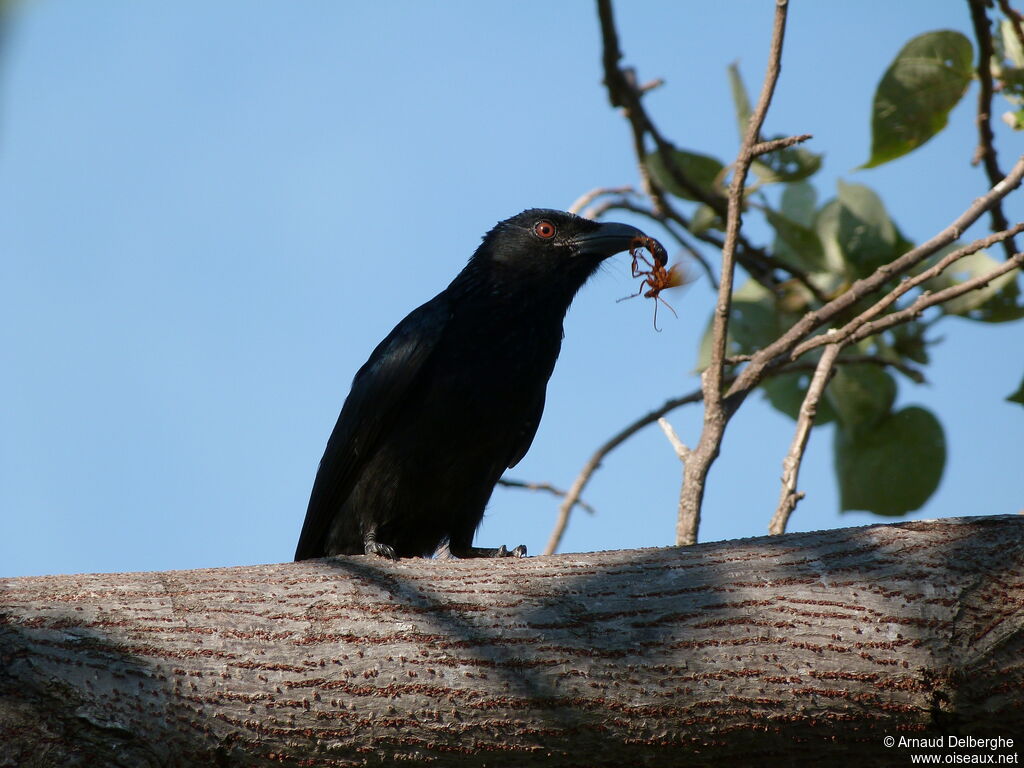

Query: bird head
<box><xmin>473</xmin><ymin>209</ymin><xmax>648</xmax><ymax>297</ymax></box>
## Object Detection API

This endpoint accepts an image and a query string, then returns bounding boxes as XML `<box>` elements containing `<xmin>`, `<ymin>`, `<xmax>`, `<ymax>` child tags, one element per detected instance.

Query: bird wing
<box><xmin>506</xmin><ymin>389</ymin><xmax>546</xmax><ymax>469</ymax></box>
<box><xmin>294</xmin><ymin>294</ymin><xmax>450</xmax><ymax>559</ymax></box>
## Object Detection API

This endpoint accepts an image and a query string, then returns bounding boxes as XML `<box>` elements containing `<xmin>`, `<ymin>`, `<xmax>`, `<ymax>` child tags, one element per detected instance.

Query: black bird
<box><xmin>295</xmin><ymin>209</ymin><xmax>648</xmax><ymax>561</ymax></box>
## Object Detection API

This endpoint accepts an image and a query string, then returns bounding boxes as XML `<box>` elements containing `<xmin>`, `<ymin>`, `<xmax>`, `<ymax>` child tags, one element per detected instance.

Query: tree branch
<box><xmin>497</xmin><ymin>477</ymin><xmax>598</xmax><ymax>516</ymax></box>
<box><xmin>543</xmin><ymin>388</ymin><xmax>704</xmax><ymax>556</ymax></box>
<box><xmin>791</xmin><ymin>223</ymin><xmax>1024</xmax><ymax>359</ymax></box>
<box><xmin>968</xmin><ymin>0</ymin><xmax>1019</xmax><ymax>259</ymax></box>
<box><xmin>567</xmin><ymin>185</ymin><xmax>635</xmax><ymax>216</ymax></box>
<box><xmin>727</xmin><ymin>154</ymin><xmax>1024</xmax><ymax>401</ymax></box>
<box><xmin>657</xmin><ymin>417</ymin><xmax>691</xmax><ymax>461</ymax></box>
<box><xmin>832</xmin><ymin>249</ymin><xmax>1023</xmax><ymax>348</ymax></box>
<box><xmin>769</xmin><ymin>343</ymin><xmax>841</xmax><ymax>536</ymax></box>
<box><xmin>3</xmin><ymin>517</ymin><xmax>1023</xmax><ymax>765</ymax></box>
<box><xmin>998</xmin><ymin>0</ymin><xmax>1024</xmax><ymax>51</ymax></box>
<box><xmin>750</xmin><ymin>133</ymin><xmax>812</xmax><ymax>156</ymax></box>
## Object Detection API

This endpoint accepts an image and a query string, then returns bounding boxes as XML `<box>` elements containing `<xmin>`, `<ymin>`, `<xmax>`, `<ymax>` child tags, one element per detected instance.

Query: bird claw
<box><xmin>449</xmin><ymin>543</ymin><xmax>527</xmax><ymax>559</ymax></box>
<box><xmin>364</xmin><ymin>540</ymin><xmax>398</xmax><ymax>560</ymax></box>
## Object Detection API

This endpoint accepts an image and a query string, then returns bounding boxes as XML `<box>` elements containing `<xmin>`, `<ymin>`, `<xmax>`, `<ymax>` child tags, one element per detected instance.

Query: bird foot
<box><xmin>364</xmin><ymin>540</ymin><xmax>398</xmax><ymax>560</ymax></box>
<box><xmin>449</xmin><ymin>544</ymin><xmax>527</xmax><ymax>559</ymax></box>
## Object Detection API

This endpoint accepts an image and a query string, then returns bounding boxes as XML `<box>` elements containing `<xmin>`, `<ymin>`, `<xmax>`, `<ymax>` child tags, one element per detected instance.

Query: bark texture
<box><xmin>1</xmin><ymin>515</ymin><xmax>1023</xmax><ymax>767</ymax></box>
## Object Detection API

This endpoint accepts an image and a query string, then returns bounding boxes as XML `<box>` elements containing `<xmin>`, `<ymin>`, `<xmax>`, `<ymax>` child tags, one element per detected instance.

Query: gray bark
<box><xmin>2</xmin><ymin>515</ymin><xmax>1022</xmax><ymax>767</ymax></box>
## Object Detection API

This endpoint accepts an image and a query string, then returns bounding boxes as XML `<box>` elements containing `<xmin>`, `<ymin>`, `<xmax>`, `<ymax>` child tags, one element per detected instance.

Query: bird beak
<box><xmin>572</xmin><ymin>221</ymin><xmax>647</xmax><ymax>259</ymax></box>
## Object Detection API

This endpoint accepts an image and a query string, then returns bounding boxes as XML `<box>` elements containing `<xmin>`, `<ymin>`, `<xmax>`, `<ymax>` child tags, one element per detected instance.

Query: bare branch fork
<box><xmin>831</xmin><ymin>248</ymin><xmax>1023</xmax><ymax>348</ymax></box>
<box><xmin>538</xmin><ymin>353</ymin><xmax>926</xmax><ymax>555</ymax></box>
<box><xmin>675</xmin><ymin>0</ymin><xmax>793</xmax><ymax>547</ymax></box>
<box><xmin>541</xmin><ymin>389</ymin><xmax>704</xmax><ymax>555</ymax></box>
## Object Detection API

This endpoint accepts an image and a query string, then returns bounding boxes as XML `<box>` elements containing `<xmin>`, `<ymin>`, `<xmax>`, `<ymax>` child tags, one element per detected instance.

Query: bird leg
<box><xmin>448</xmin><ymin>543</ymin><xmax>527</xmax><ymax>559</ymax></box>
<box><xmin>362</xmin><ymin>527</ymin><xmax>398</xmax><ymax>560</ymax></box>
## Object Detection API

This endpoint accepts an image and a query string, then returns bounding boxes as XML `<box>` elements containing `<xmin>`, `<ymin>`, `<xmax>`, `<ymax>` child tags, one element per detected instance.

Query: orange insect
<box><xmin>618</xmin><ymin>235</ymin><xmax>684</xmax><ymax>331</ymax></box>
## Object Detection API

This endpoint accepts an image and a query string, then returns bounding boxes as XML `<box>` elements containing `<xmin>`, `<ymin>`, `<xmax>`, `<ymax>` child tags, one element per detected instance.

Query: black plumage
<box><xmin>295</xmin><ymin>209</ymin><xmax>647</xmax><ymax>560</ymax></box>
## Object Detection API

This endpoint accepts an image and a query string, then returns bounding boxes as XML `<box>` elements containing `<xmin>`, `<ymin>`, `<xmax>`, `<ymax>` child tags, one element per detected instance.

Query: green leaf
<box><xmin>764</xmin><ymin>205</ymin><xmax>826</xmax><ymax>273</ymax></box>
<box><xmin>689</xmin><ymin>203</ymin><xmax>722</xmax><ymax>235</ymax></box>
<box><xmin>888</xmin><ymin>321</ymin><xmax>930</xmax><ymax>365</ymax></box>
<box><xmin>825</xmin><ymin>364</ymin><xmax>897</xmax><ymax>434</ymax></box>
<box><xmin>730</xmin><ymin>279</ymin><xmax>791</xmax><ymax>353</ymax></box>
<box><xmin>834</xmin><ymin>406</ymin><xmax>946</xmax><ymax>516</ymax></box>
<box><xmin>694</xmin><ymin>314</ymin><xmax>715</xmax><ymax>372</ymax></box>
<box><xmin>1007</xmin><ymin>376</ymin><xmax>1024</xmax><ymax>406</ymax></box>
<box><xmin>968</xmin><ymin>279</ymin><xmax>1024</xmax><ymax>322</ymax></box>
<box><xmin>815</xmin><ymin>186</ymin><xmax>907</xmax><ymax>282</ymax></box>
<box><xmin>1002</xmin><ymin>19</ymin><xmax>1024</xmax><ymax>69</ymax></box>
<box><xmin>761</xmin><ymin>370</ymin><xmax>837</xmax><ymax>425</ymax></box>
<box><xmin>837</xmin><ymin>181</ymin><xmax>900</xmax><ymax>277</ymax></box>
<box><xmin>780</xmin><ymin>181</ymin><xmax>817</xmax><ymax>227</ymax></box>
<box><xmin>645</xmin><ymin>148</ymin><xmax>726</xmax><ymax>202</ymax></box>
<box><xmin>924</xmin><ymin>251</ymin><xmax>1023</xmax><ymax>321</ymax></box>
<box><xmin>814</xmin><ymin>199</ymin><xmax>847</xmax><ymax>274</ymax></box>
<box><xmin>996</xmin><ymin>22</ymin><xmax>1024</xmax><ymax>121</ymax></box>
<box><xmin>694</xmin><ymin>279</ymin><xmax>788</xmax><ymax>371</ymax></box>
<box><xmin>728</xmin><ymin>61</ymin><xmax>753</xmax><ymax>140</ymax></box>
<box><xmin>863</xmin><ymin>30</ymin><xmax>974</xmax><ymax>168</ymax></box>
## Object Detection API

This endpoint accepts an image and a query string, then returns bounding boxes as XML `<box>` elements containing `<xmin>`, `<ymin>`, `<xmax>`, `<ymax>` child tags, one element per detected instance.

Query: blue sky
<box><xmin>2</xmin><ymin>1</ymin><xmax>1021</xmax><ymax>578</ymax></box>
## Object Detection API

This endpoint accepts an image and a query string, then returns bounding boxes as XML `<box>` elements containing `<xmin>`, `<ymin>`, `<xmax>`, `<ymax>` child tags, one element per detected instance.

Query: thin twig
<box><xmin>657</xmin><ymin>418</ymin><xmax>691</xmax><ymax>461</ymax></box>
<box><xmin>769</xmin><ymin>343</ymin><xmax>841</xmax><ymax>536</ymax></box>
<box><xmin>496</xmin><ymin>478</ymin><xmax>598</xmax><ymax>516</ymax></box>
<box><xmin>543</xmin><ymin>388</ymin><xmax>704</xmax><ymax>556</ymax></box>
<box><xmin>727</xmin><ymin>351</ymin><xmax>924</xmax><ymax>380</ymax></box>
<box><xmin>792</xmin><ymin>223</ymin><xmax>1024</xmax><ymax>359</ymax></box>
<box><xmin>750</xmin><ymin>133</ymin><xmax>812</xmax><ymax>156</ymax></box>
<box><xmin>836</xmin><ymin>354</ymin><xmax>926</xmax><ymax>384</ymax></box>
<box><xmin>568</xmin><ymin>186</ymin><xmax>635</xmax><ymax>216</ymax></box>
<box><xmin>968</xmin><ymin>0</ymin><xmax>1019</xmax><ymax>259</ymax></box>
<box><xmin>836</xmin><ymin>250</ymin><xmax>1023</xmax><ymax>348</ymax></box>
<box><xmin>586</xmin><ymin>198</ymin><xmax>719</xmax><ymax>286</ymax></box>
<box><xmin>727</xmin><ymin>154</ymin><xmax>1024</xmax><ymax>401</ymax></box>
<box><xmin>542</xmin><ymin>352</ymin><xmax>926</xmax><ymax>555</ymax></box>
<box><xmin>709</xmin><ymin>16</ymin><xmax>795</xmax><ymax>403</ymax></box>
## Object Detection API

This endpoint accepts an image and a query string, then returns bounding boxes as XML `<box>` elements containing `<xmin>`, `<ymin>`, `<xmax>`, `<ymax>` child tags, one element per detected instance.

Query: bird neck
<box><xmin>447</xmin><ymin>257</ymin><xmax>598</xmax><ymax>323</ymax></box>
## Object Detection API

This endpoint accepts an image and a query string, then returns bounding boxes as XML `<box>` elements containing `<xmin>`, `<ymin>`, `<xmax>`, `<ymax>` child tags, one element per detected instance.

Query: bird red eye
<box><xmin>533</xmin><ymin>220</ymin><xmax>556</xmax><ymax>239</ymax></box>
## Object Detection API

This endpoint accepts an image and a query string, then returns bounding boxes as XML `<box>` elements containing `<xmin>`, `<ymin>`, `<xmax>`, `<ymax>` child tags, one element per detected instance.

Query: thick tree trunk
<box><xmin>1</xmin><ymin>515</ymin><xmax>1022</xmax><ymax>767</ymax></box>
